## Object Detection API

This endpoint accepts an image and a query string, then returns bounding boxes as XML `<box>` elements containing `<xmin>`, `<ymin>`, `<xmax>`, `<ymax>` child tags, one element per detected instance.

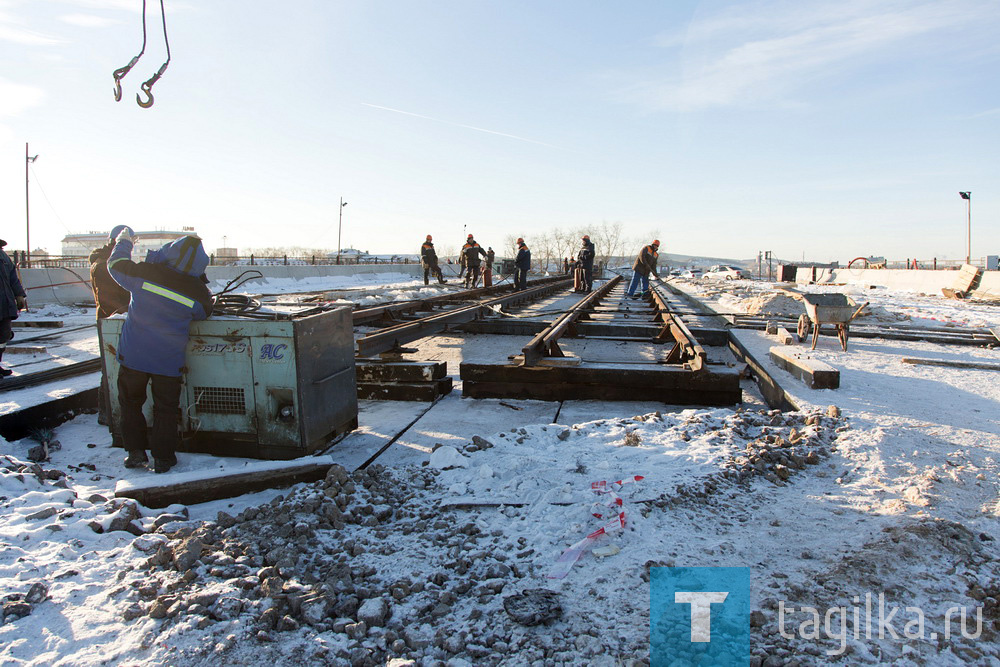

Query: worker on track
<box><xmin>577</xmin><ymin>235</ymin><xmax>596</xmax><ymax>293</ymax></box>
<box><xmin>461</xmin><ymin>234</ymin><xmax>488</xmax><ymax>288</ymax></box>
<box><xmin>514</xmin><ymin>238</ymin><xmax>531</xmax><ymax>291</ymax></box>
<box><xmin>626</xmin><ymin>240</ymin><xmax>660</xmax><ymax>299</ymax></box>
<box><xmin>108</xmin><ymin>228</ymin><xmax>213</xmax><ymax>473</ymax></box>
<box><xmin>420</xmin><ymin>235</ymin><xmax>447</xmax><ymax>285</ymax></box>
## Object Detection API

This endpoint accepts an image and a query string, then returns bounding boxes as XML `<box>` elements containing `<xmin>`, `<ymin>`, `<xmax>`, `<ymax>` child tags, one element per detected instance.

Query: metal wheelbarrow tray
<box><xmin>796</xmin><ymin>294</ymin><xmax>868</xmax><ymax>351</ymax></box>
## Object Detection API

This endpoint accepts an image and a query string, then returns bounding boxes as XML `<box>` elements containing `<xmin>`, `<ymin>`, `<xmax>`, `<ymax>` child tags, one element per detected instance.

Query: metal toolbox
<box><xmin>101</xmin><ymin>308</ymin><xmax>357</xmax><ymax>459</ymax></box>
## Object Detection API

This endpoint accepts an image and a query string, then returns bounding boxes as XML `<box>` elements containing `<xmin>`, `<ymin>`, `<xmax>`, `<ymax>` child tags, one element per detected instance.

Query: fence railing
<box><xmin>8</xmin><ymin>252</ymin><xmax>423</xmax><ymax>269</ymax></box>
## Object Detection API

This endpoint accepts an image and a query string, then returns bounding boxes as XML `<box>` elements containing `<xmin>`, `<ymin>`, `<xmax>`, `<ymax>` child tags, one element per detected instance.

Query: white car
<box><xmin>679</xmin><ymin>269</ymin><xmax>703</xmax><ymax>279</ymax></box>
<box><xmin>705</xmin><ymin>265</ymin><xmax>751</xmax><ymax>280</ymax></box>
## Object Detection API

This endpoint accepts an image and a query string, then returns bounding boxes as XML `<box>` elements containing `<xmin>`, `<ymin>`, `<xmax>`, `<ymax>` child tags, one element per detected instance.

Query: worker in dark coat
<box><xmin>577</xmin><ymin>235</ymin><xmax>596</xmax><ymax>293</ymax></box>
<box><xmin>461</xmin><ymin>234</ymin><xmax>488</xmax><ymax>288</ymax></box>
<box><xmin>0</xmin><ymin>239</ymin><xmax>27</xmax><ymax>378</ymax></box>
<box><xmin>626</xmin><ymin>240</ymin><xmax>660</xmax><ymax>299</ymax></box>
<box><xmin>420</xmin><ymin>235</ymin><xmax>447</xmax><ymax>285</ymax></box>
<box><xmin>514</xmin><ymin>238</ymin><xmax>531</xmax><ymax>291</ymax></box>
<box><xmin>108</xmin><ymin>229</ymin><xmax>213</xmax><ymax>473</ymax></box>
<box><xmin>484</xmin><ymin>247</ymin><xmax>495</xmax><ymax>287</ymax></box>
<box><xmin>563</xmin><ymin>257</ymin><xmax>570</xmax><ymax>274</ymax></box>
<box><xmin>90</xmin><ymin>226</ymin><xmax>133</xmax><ymax>426</ymax></box>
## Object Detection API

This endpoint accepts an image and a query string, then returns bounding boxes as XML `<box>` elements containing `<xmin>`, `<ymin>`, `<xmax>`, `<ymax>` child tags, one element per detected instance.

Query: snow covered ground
<box><xmin>1</xmin><ymin>275</ymin><xmax>999</xmax><ymax>665</ymax></box>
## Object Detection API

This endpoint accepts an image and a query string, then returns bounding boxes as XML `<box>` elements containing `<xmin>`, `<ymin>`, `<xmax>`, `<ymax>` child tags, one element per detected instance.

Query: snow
<box><xmin>2</xmin><ymin>275</ymin><xmax>999</xmax><ymax>664</ymax></box>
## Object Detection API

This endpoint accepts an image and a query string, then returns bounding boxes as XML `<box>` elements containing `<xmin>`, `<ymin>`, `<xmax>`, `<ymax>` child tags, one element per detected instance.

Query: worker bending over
<box><xmin>108</xmin><ymin>228</ymin><xmax>213</xmax><ymax>473</ymax></box>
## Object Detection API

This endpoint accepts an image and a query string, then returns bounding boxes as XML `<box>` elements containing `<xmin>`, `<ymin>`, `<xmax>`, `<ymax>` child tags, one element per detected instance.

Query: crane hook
<box><xmin>112</xmin><ymin>59</ymin><xmax>138</xmax><ymax>102</ymax></box>
<box><xmin>136</xmin><ymin>77</ymin><xmax>156</xmax><ymax>108</ymax></box>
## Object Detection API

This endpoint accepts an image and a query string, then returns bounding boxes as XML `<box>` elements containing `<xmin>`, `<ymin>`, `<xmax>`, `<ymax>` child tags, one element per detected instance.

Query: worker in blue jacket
<box><xmin>0</xmin><ymin>239</ymin><xmax>28</xmax><ymax>377</ymax></box>
<box><xmin>514</xmin><ymin>238</ymin><xmax>531</xmax><ymax>291</ymax></box>
<box><xmin>108</xmin><ymin>228</ymin><xmax>214</xmax><ymax>473</ymax></box>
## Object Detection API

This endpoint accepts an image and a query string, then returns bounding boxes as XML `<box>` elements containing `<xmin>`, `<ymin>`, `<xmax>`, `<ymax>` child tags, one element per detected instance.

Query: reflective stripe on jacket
<box><xmin>109</xmin><ymin>238</ymin><xmax>213</xmax><ymax>377</ymax></box>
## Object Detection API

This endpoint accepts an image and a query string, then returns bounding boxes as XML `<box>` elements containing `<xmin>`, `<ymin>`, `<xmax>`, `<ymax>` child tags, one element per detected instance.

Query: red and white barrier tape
<box><xmin>548</xmin><ymin>475</ymin><xmax>644</xmax><ymax>579</ymax></box>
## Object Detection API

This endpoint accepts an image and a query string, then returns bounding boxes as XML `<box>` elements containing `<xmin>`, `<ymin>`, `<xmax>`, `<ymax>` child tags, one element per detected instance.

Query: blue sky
<box><xmin>1</xmin><ymin>0</ymin><xmax>997</xmax><ymax>261</ymax></box>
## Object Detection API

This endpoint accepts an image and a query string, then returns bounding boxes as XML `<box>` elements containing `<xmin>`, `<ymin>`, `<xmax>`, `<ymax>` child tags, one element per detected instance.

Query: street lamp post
<box><xmin>25</xmin><ymin>143</ymin><xmax>39</xmax><ymax>267</ymax></box>
<box><xmin>959</xmin><ymin>191</ymin><xmax>971</xmax><ymax>264</ymax></box>
<box><xmin>337</xmin><ymin>198</ymin><xmax>348</xmax><ymax>263</ymax></box>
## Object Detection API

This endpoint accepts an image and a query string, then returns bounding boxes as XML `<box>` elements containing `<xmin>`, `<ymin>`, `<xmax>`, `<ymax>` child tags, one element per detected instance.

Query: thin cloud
<box><xmin>625</xmin><ymin>0</ymin><xmax>993</xmax><ymax>111</ymax></box>
<box><xmin>966</xmin><ymin>107</ymin><xmax>1000</xmax><ymax>119</ymax></box>
<box><xmin>0</xmin><ymin>9</ymin><xmax>62</xmax><ymax>44</ymax></box>
<box><xmin>361</xmin><ymin>103</ymin><xmax>560</xmax><ymax>149</ymax></box>
<box><xmin>59</xmin><ymin>13</ymin><xmax>119</xmax><ymax>28</ymax></box>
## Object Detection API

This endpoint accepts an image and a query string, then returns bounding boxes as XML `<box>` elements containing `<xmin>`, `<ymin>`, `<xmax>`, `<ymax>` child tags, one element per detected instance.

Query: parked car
<box><xmin>679</xmin><ymin>269</ymin><xmax>703</xmax><ymax>279</ymax></box>
<box><xmin>705</xmin><ymin>265</ymin><xmax>751</xmax><ymax>280</ymax></box>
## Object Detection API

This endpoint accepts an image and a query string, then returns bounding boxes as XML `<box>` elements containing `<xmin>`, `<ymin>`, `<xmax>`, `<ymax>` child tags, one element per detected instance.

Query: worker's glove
<box><xmin>15</xmin><ymin>296</ymin><xmax>26</xmax><ymax>311</ymax></box>
<box><xmin>115</xmin><ymin>226</ymin><xmax>137</xmax><ymax>244</ymax></box>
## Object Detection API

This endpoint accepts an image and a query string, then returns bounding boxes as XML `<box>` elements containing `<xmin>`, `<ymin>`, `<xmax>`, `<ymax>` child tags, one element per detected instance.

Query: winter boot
<box><xmin>124</xmin><ymin>451</ymin><xmax>148</xmax><ymax>468</ymax></box>
<box><xmin>0</xmin><ymin>347</ymin><xmax>10</xmax><ymax>376</ymax></box>
<box><xmin>153</xmin><ymin>454</ymin><xmax>177</xmax><ymax>474</ymax></box>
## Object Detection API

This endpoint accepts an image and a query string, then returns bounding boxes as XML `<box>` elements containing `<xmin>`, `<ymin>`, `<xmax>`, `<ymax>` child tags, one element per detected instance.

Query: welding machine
<box><xmin>100</xmin><ymin>308</ymin><xmax>357</xmax><ymax>459</ymax></box>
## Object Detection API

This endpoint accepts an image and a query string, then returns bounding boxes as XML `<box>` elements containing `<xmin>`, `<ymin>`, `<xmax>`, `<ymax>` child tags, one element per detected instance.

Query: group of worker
<box><xmin>420</xmin><ymin>234</ymin><xmax>498</xmax><ymax>289</ymax></box>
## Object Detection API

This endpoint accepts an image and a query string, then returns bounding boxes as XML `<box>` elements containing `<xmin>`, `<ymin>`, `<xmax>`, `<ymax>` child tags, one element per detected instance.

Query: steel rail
<box><xmin>355</xmin><ymin>278</ymin><xmax>573</xmax><ymax>357</ymax></box>
<box><xmin>647</xmin><ymin>279</ymin><xmax>707</xmax><ymax>369</ymax></box>
<box><xmin>520</xmin><ymin>276</ymin><xmax>622</xmax><ymax>366</ymax></box>
<box><xmin>352</xmin><ymin>276</ymin><xmax>568</xmax><ymax>326</ymax></box>
<box><xmin>0</xmin><ymin>358</ymin><xmax>102</xmax><ymax>393</ymax></box>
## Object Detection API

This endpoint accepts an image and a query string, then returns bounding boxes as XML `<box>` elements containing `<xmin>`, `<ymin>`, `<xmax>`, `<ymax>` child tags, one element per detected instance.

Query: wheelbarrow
<box><xmin>796</xmin><ymin>294</ymin><xmax>868</xmax><ymax>351</ymax></box>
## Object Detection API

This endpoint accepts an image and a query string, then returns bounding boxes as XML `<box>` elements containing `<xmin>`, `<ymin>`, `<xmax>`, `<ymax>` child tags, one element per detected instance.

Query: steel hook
<box><xmin>136</xmin><ymin>61</ymin><xmax>167</xmax><ymax>109</ymax></box>
<box><xmin>136</xmin><ymin>78</ymin><xmax>156</xmax><ymax>108</ymax></box>
<box><xmin>112</xmin><ymin>59</ymin><xmax>138</xmax><ymax>102</ymax></box>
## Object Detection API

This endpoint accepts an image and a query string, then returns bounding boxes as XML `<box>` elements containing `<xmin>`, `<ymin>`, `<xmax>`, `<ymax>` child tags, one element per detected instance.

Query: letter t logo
<box><xmin>675</xmin><ymin>592</ymin><xmax>729</xmax><ymax>642</ymax></box>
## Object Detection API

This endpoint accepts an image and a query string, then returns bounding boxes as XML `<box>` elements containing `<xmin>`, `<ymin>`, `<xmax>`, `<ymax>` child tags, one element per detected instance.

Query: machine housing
<box><xmin>101</xmin><ymin>308</ymin><xmax>357</xmax><ymax>459</ymax></box>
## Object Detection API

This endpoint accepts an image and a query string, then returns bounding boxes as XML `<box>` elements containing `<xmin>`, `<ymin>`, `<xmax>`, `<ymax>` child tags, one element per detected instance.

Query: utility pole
<box><xmin>25</xmin><ymin>143</ymin><xmax>39</xmax><ymax>267</ymax></box>
<box><xmin>337</xmin><ymin>197</ymin><xmax>348</xmax><ymax>263</ymax></box>
<box><xmin>959</xmin><ymin>191</ymin><xmax>971</xmax><ymax>264</ymax></box>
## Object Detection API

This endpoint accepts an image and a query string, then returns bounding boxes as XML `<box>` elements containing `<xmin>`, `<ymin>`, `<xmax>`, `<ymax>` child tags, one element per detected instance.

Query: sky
<box><xmin>1</xmin><ymin>0</ymin><xmax>998</xmax><ymax>262</ymax></box>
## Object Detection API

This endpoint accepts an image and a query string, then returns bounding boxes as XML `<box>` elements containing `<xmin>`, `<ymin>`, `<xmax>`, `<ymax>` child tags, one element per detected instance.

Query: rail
<box><xmin>356</xmin><ymin>278</ymin><xmax>573</xmax><ymax>357</ymax></box>
<box><xmin>648</xmin><ymin>279</ymin><xmax>707</xmax><ymax>370</ymax></box>
<box><xmin>352</xmin><ymin>276</ymin><xmax>567</xmax><ymax>326</ymax></box>
<box><xmin>520</xmin><ymin>276</ymin><xmax>622</xmax><ymax>366</ymax></box>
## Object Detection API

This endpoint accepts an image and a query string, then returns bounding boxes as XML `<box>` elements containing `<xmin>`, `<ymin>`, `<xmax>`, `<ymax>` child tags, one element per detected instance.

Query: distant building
<box><xmin>214</xmin><ymin>247</ymin><xmax>239</xmax><ymax>264</ymax></box>
<box><xmin>62</xmin><ymin>226</ymin><xmax>199</xmax><ymax>258</ymax></box>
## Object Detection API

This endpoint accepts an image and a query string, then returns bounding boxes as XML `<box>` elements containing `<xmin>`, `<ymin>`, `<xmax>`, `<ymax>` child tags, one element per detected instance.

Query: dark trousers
<box><xmin>465</xmin><ymin>265</ymin><xmax>482</xmax><ymax>288</ymax></box>
<box><xmin>423</xmin><ymin>265</ymin><xmax>444</xmax><ymax>284</ymax></box>
<box><xmin>117</xmin><ymin>364</ymin><xmax>182</xmax><ymax>460</ymax></box>
<box><xmin>514</xmin><ymin>267</ymin><xmax>528</xmax><ymax>291</ymax></box>
<box><xmin>582</xmin><ymin>265</ymin><xmax>593</xmax><ymax>291</ymax></box>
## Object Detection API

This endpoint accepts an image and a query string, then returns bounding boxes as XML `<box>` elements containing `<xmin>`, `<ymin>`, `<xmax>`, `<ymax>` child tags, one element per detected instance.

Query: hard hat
<box><xmin>517</xmin><ymin>237</ymin><xmax>524</xmax><ymax>244</ymax></box>
<box><xmin>426</xmin><ymin>235</ymin><xmax>432</xmax><ymax>241</ymax></box>
<box><xmin>467</xmin><ymin>234</ymin><xmax>474</xmax><ymax>239</ymax></box>
<box><xmin>652</xmin><ymin>239</ymin><xmax>660</xmax><ymax>246</ymax></box>
<box><xmin>582</xmin><ymin>235</ymin><xmax>589</xmax><ymax>240</ymax></box>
